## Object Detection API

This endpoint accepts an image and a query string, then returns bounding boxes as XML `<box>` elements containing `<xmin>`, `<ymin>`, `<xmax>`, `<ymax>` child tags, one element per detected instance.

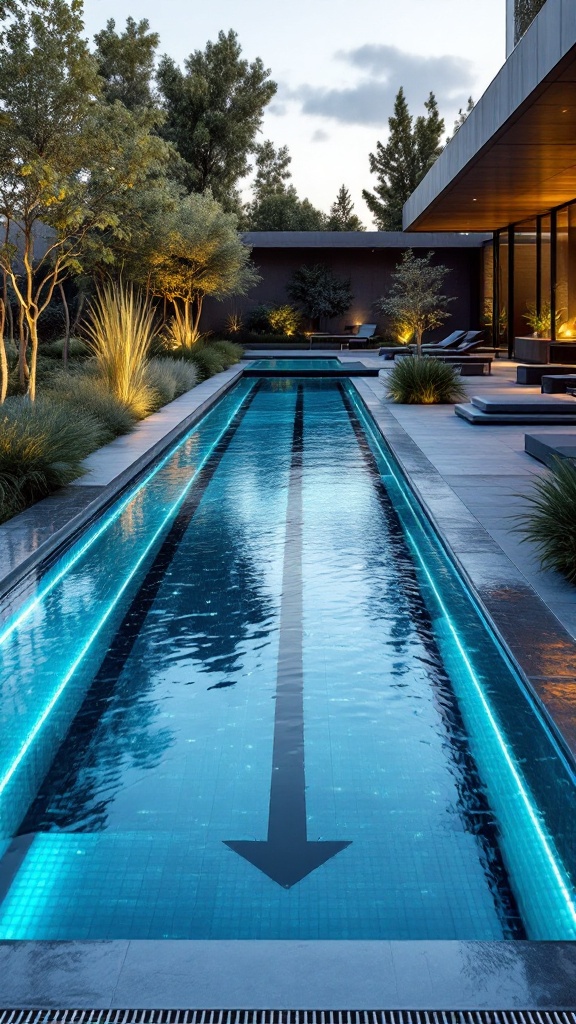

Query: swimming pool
<box><xmin>0</xmin><ymin>376</ymin><xmax>575</xmax><ymax>940</ymax></box>
<box><xmin>250</xmin><ymin>358</ymin><xmax>341</xmax><ymax>370</ymax></box>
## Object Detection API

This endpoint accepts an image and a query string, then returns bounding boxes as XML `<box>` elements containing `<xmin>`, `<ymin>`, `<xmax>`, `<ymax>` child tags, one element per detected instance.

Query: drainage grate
<box><xmin>0</xmin><ymin>1013</ymin><xmax>575</xmax><ymax>1024</ymax></box>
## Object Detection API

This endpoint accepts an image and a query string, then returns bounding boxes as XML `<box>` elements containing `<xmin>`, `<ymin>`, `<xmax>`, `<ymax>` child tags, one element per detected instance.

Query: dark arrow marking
<box><xmin>225</xmin><ymin>384</ymin><xmax>351</xmax><ymax>888</ymax></box>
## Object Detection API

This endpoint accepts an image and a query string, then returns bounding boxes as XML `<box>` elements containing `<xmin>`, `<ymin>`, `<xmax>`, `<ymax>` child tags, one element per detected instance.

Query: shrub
<box><xmin>83</xmin><ymin>282</ymin><xmax>156</xmax><ymax>419</ymax></box>
<box><xmin>158</xmin><ymin>358</ymin><xmax>199</xmax><ymax>396</ymax></box>
<box><xmin>44</xmin><ymin>367</ymin><xmax>136</xmax><ymax>438</ymax></box>
<box><xmin>267</xmin><ymin>304</ymin><xmax>301</xmax><ymax>336</ymax></box>
<box><xmin>514</xmin><ymin>458</ymin><xmax>576</xmax><ymax>583</ymax></box>
<box><xmin>0</xmin><ymin>397</ymin><xmax>107</xmax><ymax>522</ymax></box>
<box><xmin>385</xmin><ymin>355</ymin><xmax>467</xmax><ymax>404</ymax></box>
<box><xmin>212</xmin><ymin>340</ymin><xmax>243</xmax><ymax>364</ymax></box>
<box><xmin>145</xmin><ymin>359</ymin><xmax>178</xmax><ymax>408</ymax></box>
<box><xmin>44</xmin><ymin>336</ymin><xmax>90</xmax><ymax>359</ymax></box>
<box><xmin>246</xmin><ymin>304</ymin><xmax>273</xmax><ymax>333</ymax></box>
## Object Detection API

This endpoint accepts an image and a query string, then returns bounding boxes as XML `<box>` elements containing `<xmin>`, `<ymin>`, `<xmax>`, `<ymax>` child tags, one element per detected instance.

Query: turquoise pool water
<box><xmin>251</xmin><ymin>358</ymin><xmax>341</xmax><ymax>370</ymax></box>
<box><xmin>0</xmin><ymin>378</ymin><xmax>575</xmax><ymax>940</ymax></box>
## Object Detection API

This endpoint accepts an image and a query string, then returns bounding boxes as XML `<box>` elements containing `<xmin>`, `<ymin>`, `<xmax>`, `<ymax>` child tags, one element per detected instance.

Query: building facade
<box><xmin>405</xmin><ymin>0</ymin><xmax>576</xmax><ymax>362</ymax></box>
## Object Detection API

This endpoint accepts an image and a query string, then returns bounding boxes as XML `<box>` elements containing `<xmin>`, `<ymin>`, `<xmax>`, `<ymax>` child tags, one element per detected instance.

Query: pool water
<box><xmin>251</xmin><ymin>358</ymin><xmax>341</xmax><ymax>370</ymax></box>
<box><xmin>0</xmin><ymin>378</ymin><xmax>576</xmax><ymax>940</ymax></box>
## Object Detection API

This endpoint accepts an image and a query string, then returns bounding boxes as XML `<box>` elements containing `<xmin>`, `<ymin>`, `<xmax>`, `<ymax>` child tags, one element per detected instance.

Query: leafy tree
<box><xmin>157</xmin><ymin>29</ymin><xmax>276</xmax><ymax>209</ymax></box>
<box><xmin>449</xmin><ymin>97</ymin><xmax>475</xmax><ymax>140</ymax></box>
<box><xmin>376</xmin><ymin>249</ymin><xmax>455</xmax><ymax>357</ymax></box>
<box><xmin>145</xmin><ymin>192</ymin><xmax>260</xmax><ymax>345</ymax></box>
<box><xmin>362</xmin><ymin>88</ymin><xmax>444</xmax><ymax>231</ymax></box>
<box><xmin>94</xmin><ymin>16</ymin><xmax>159</xmax><ymax>110</ymax></box>
<box><xmin>247</xmin><ymin>188</ymin><xmax>325</xmax><ymax>231</ymax></box>
<box><xmin>0</xmin><ymin>0</ymin><xmax>172</xmax><ymax>400</ymax></box>
<box><xmin>287</xmin><ymin>264</ymin><xmax>352</xmax><ymax>328</ymax></box>
<box><xmin>252</xmin><ymin>139</ymin><xmax>292</xmax><ymax>201</ymax></box>
<box><xmin>515</xmin><ymin>0</ymin><xmax>546</xmax><ymax>44</ymax></box>
<box><xmin>327</xmin><ymin>185</ymin><xmax>365</xmax><ymax>231</ymax></box>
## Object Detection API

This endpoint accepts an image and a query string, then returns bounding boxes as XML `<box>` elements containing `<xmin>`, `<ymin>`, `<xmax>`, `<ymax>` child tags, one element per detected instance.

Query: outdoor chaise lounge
<box><xmin>423</xmin><ymin>330</ymin><xmax>484</xmax><ymax>354</ymax></box>
<box><xmin>421</xmin><ymin>330</ymin><xmax>467</xmax><ymax>352</ymax></box>
<box><xmin>309</xmin><ymin>323</ymin><xmax>377</xmax><ymax>350</ymax></box>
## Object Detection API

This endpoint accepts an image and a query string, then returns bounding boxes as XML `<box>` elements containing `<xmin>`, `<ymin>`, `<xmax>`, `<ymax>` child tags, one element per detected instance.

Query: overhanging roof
<box><xmin>403</xmin><ymin>0</ymin><xmax>576</xmax><ymax>232</ymax></box>
<box><xmin>242</xmin><ymin>231</ymin><xmax>488</xmax><ymax>248</ymax></box>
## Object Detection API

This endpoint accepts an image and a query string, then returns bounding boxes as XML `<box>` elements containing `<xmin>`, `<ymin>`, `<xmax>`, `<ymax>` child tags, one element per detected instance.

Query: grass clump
<box><xmin>386</xmin><ymin>355</ymin><xmax>467</xmax><ymax>404</ymax></box>
<box><xmin>514</xmin><ymin>458</ymin><xmax>576</xmax><ymax>583</ymax></box>
<box><xmin>145</xmin><ymin>358</ymin><xmax>200</xmax><ymax>409</ymax></box>
<box><xmin>0</xmin><ymin>397</ymin><xmax>107</xmax><ymax>522</ymax></box>
<box><xmin>84</xmin><ymin>282</ymin><xmax>156</xmax><ymax>418</ymax></box>
<box><xmin>171</xmin><ymin>339</ymin><xmax>243</xmax><ymax>380</ymax></box>
<box><xmin>44</xmin><ymin>366</ymin><xmax>136</xmax><ymax>439</ymax></box>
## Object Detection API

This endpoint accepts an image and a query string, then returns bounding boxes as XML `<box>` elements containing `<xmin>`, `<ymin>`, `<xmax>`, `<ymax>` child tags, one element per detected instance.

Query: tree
<box><xmin>157</xmin><ymin>30</ymin><xmax>277</xmax><ymax>209</ymax></box>
<box><xmin>94</xmin><ymin>16</ymin><xmax>159</xmax><ymax>110</ymax></box>
<box><xmin>247</xmin><ymin>188</ymin><xmax>326</xmax><ymax>231</ymax></box>
<box><xmin>0</xmin><ymin>0</ymin><xmax>172</xmax><ymax>400</ymax></box>
<box><xmin>252</xmin><ymin>139</ymin><xmax>292</xmax><ymax>201</ymax></box>
<box><xmin>515</xmin><ymin>0</ymin><xmax>546</xmax><ymax>44</ymax></box>
<box><xmin>449</xmin><ymin>97</ymin><xmax>475</xmax><ymax>141</ymax></box>
<box><xmin>287</xmin><ymin>264</ymin><xmax>352</xmax><ymax>328</ymax></box>
<box><xmin>376</xmin><ymin>249</ymin><xmax>455</xmax><ymax>357</ymax></box>
<box><xmin>326</xmin><ymin>185</ymin><xmax>365</xmax><ymax>231</ymax></box>
<box><xmin>362</xmin><ymin>88</ymin><xmax>444</xmax><ymax>231</ymax></box>
<box><xmin>145</xmin><ymin>192</ymin><xmax>260</xmax><ymax>345</ymax></box>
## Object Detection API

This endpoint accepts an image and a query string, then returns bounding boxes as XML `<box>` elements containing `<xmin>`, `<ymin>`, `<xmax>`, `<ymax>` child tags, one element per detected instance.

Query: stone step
<box><xmin>471</xmin><ymin>394</ymin><xmax>576</xmax><ymax>414</ymax></box>
<box><xmin>455</xmin><ymin>403</ymin><xmax>576</xmax><ymax>424</ymax></box>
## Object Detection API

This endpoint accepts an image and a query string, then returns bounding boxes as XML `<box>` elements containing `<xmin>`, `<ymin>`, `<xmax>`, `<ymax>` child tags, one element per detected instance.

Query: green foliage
<box><xmin>157</xmin><ymin>30</ymin><xmax>276</xmax><ymax>207</ymax></box>
<box><xmin>288</xmin><ymin>264</ymin><xmax>352</xmax><ymax>324</ymax></box>
<box><xmin>252</xmin><ymin>140</ymin><xmax>292</xmax><ymax>201</ymax></box>
<box><xmin>246</xmin><ymin>303</ymin><xmax>300</xmax><ymax>334</ymax></box>
<box><xmin>377</xmin><ymin>249</ymin><xmax>455</xmax><ymax>355</ymax></box>
<box><xmin>94</xmin><ymin>16</ymin><xmax>159</xmax><ymax>110</ymax></box>
<box><xmin>362</xmin><ymin>88</ymin><xmax>444</xmax><ymax>231</ymax></box>
<box><xmin>246</xmin><ymin>189</ymin><xmax>326</xmax><ymax>231</ymax></box>
<box><xmin>0</xmin><ymin>0</ymin><xmax>173</xmax><ymax>399</ymax></box>
<box><xmin>515</xmin><ymin>458</ymin><xmax>576</xmax><ymax>583</ymax></box>
<box><xmin>523</xmin><ymin>301</ymin><xmax>561</xmax><ymax>337</ymax></box>
<box><xmin>0</xmin><ymin>396</ymin><xmax>107</xmax><ymax>522</ymax></box>
<box><xmin>145</xmin><ymin>192</ymin><xmax>259</xmax><ymax>345</ymax></box>
<box><xmin>385</xmin><ymin>356</ymin><xmax>467</xmax><ymax>405</ymax></box>
<box><xmin>145</xmin><ymin>357</ymin><xmax>199</xmax><ymax>407</ymax></box>
<box><xmin>83</xmin><ymin>282</ymin><xmax>156</xmax><ymax>418</ymax></box>
<box><xmin>326</xmin><ymin>185</ymin><xmax>365</xmax><ymax>231</ymax></box>
<box><xmin>44</xmin><ymin>366</ymin><xmax>136</xmax><ymax>438</ymax></box>
<box><xmin>515</xmin><ymin>0</ymin><xmax>546</xmax><ymax>44</ymax></box>
<box><xmin>171</xmin><ymin>339</ymin><xmax>242</xmax><ymax>380</ymax></box>
<box><xmin>43</xmin><ymin>336</ymin><xmax>90</xmax><ymax>359</ymax></box>
<box><xmin>449</xmin><ymin>97</ymin><xmax>475</xmax><ymax>140</ymax></box>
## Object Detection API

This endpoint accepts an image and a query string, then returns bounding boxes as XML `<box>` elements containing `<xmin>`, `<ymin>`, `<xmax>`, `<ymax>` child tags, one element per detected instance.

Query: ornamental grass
<box><xmin>515</xmin><ymin>458</ymin><xmax>576</xmax><ymax>583</ymax></box>
<box><xmin>386</xmin><ymin>355</ymin><xmax>467</xmax><ymax>404</ymax></box>
<box><xmin>84</xmin><ymin>282</ymin><xmax>156</xmax><ymax>418</ymax></box>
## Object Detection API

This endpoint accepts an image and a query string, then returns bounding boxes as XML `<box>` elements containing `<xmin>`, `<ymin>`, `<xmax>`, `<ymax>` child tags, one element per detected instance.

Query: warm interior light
<box><xmin>557</xmin><ymin>319</ymin><xmax>576</xmax><ymax>339</ymax></box>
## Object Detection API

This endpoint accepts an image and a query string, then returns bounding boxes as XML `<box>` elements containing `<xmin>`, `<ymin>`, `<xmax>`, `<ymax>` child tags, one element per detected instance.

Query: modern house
<box><xmin>403</xmin><ymin>0</ymin><xmax>576</xmax><ymax>363</ymax></box>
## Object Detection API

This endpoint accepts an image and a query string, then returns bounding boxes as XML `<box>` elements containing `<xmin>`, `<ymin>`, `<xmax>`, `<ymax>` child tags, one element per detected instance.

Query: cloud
<box><xmin>282</xmin><ymin>45</ymin><xmax>476</xmax><ymax>128</ymax></box>
<box><xmin>311</xmin><ymin>129</ymin><xmax>329</xmax><ymax>142</ymax></box>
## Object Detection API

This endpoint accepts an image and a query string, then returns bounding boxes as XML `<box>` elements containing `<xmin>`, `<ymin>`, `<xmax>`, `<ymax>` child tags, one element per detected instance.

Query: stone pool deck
<box><xmin>2</xmin><ymin>355</ymin><xmax>576</xmax><ymax>1010</ymax></box>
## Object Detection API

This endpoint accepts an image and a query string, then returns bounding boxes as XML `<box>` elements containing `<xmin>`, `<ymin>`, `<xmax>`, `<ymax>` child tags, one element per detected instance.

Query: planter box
<box><xmin>514</xmin><ymin>336</ymin><xmax>552</xmax><ymax>363</ymax></box>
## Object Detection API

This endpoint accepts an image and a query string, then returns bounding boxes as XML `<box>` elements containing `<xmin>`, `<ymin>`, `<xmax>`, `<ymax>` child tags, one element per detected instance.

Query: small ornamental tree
<box><xmin>287</xmin><ymin>263</ymin><xmax>352</xmax><ymax>329</ymax></box>
<box><xmin>145</xmin><ymin>192</ymin><xmax>260</xmax><ymax>346</ymax></box>
<box><xmin>377</xmin><ymin>249</ymin><xmax>455</xmax><ymax>357</ymax></box>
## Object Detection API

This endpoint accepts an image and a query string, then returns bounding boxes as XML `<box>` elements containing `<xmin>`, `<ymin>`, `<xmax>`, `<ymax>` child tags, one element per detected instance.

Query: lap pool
<box><xmin>0</xmin><ymin>376</ymin><xmax>575</xmax><ymax>940</ymax></box>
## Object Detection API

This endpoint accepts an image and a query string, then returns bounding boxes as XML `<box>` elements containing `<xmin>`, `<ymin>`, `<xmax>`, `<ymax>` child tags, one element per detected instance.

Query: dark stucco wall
<box><xmin>201</xmin><ymin>243</ymin><xmax>483</xmax><ymax>340</ymax></box>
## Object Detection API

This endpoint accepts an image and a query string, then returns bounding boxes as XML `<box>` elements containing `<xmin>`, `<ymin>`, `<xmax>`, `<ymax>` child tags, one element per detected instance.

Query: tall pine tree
<box><xmin>327</xmin><ymin>185</ymin><xmax>365</xmax><ymax>231</ymax></box>
<box><xmin>362</xmin><ymin>88</ymin><xmax>444</xmax><ymax>231</ymax></box>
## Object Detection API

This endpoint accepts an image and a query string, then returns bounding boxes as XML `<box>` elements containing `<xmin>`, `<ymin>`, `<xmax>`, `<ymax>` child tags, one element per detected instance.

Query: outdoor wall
<box><xmin>201</xmin><ymin>238</ymin><xmax>484</xmax><ymax>341</ymax></box>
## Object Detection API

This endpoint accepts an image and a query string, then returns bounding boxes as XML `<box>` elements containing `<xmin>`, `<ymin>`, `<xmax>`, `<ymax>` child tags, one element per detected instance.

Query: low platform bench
<box><xmin>525</xmin><ymin>433</ymin><xmax>576</xmax><ymax>467</ymax></box>
<box><xmin>516</xmin><ymin>364</ymin><xmax>576</xmax><ymax>385</ymax></box>
<box><xmin>541</xmin><ymin>374</ymin><xmax>576</xmax><ymax>394</ymax></box>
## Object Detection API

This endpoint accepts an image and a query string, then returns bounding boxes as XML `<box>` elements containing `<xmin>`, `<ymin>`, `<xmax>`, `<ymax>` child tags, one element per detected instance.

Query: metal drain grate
<box><xmin>0</xmin><ymin>1013</ymin><xmax>575</xmax><ymax>1024</ymax></box>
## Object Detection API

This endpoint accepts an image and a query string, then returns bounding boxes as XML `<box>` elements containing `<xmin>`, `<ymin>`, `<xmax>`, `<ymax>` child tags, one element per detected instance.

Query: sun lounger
<box><xmin>310</xmin><ymin>324</ymin><xmax>377</xmax><ymax>350</ymax></box>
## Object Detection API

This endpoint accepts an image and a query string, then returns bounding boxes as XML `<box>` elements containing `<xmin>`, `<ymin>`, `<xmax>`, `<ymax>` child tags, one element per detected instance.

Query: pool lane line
<box><xmin>13</xmin><ymin>381</ymin><xmax>263</xmax><ymax>840</ymax></box>
<box><xmin>337</xmin><ymin>381</ymin><xmax>526</xmax><ymax>938</ymax></box>
<box><xmin>225</xmin><ymin>383</ymin><xmax>351</xmax><ymax>889</ymax></box>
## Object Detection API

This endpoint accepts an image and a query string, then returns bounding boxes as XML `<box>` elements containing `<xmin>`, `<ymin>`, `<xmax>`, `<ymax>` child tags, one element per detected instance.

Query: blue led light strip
<box><xmin>0</xmin><ymin>384</ymin><xmax>253</xmax><ymax>800</ymax></box>
<box><xmin>348</xmin><ymin>386</ymin><xmax>576</xmax><ymax>929</ymax></box>
<box><xmin>0</xmin><ymin>383</ymin><xmax>251</xmax><ymax>651</ymax></box>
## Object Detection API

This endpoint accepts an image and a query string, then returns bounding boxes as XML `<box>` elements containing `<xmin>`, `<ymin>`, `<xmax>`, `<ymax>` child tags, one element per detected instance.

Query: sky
<box><xmin>83</xmin><ymin>0</ymin><xmax>506</xmax><ymax>227</ymax></box>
